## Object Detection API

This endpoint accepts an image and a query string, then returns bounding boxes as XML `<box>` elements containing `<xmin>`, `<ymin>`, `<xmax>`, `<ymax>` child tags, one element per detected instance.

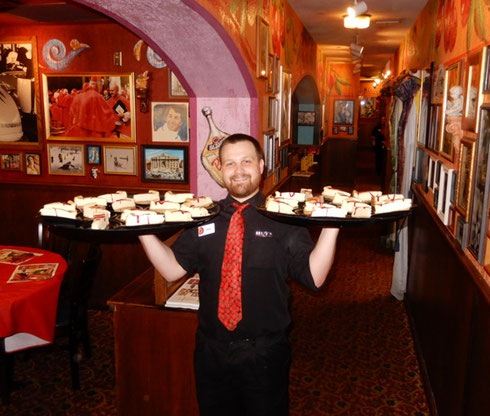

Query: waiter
<box><xmin>139</xmin><ymin>134</ymin><xmax>339</xmax><ymax>415</ymax></box>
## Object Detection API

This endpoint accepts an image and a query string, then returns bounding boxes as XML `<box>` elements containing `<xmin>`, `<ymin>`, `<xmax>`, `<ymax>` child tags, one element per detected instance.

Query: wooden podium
<box><xmin>108</xmin><ymin>267</ymin><xmax>199</xmax><ymax>416</ymax></box>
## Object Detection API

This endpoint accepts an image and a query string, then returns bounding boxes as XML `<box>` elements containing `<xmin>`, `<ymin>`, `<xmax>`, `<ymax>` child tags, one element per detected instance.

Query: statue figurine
<box><xmin>445</xmin><ymin>85</ymin><xmax>463</xmax><ymax>116</ymax></box>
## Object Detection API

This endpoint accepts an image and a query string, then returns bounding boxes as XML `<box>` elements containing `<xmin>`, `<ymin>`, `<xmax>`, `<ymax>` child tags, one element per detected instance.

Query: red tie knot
<box><xmin>232</xmin><ymin>202</ymin><xmax>250</xmax><ymax>215</ymax></box>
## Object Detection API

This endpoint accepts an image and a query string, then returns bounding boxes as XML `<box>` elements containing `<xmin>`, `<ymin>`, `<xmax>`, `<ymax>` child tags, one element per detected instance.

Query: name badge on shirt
<box><xmin>198</xmin><ymin>223</ymin><xmax>215</xmax><ymax>237</ymax></box>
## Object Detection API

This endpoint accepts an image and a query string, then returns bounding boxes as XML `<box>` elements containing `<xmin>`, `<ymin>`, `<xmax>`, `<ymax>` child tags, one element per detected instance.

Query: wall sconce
<box><xmin>135</xmin><ymin>70</ymin><xmax>150</xmax><ymax>113</ymax></box>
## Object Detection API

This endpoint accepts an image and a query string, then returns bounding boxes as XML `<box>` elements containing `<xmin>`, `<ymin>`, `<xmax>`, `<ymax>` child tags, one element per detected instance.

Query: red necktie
<box><xmin>218</xmin><ymin>202</ymin><xmax>249</xmax><ymax>331</ymax></box>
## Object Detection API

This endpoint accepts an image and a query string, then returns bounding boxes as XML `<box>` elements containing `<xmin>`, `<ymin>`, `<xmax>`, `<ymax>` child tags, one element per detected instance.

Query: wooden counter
<box><xmin>108</xmin><ymin>268</ymin><xmax>198</xmax><ymax>416</ymax></box>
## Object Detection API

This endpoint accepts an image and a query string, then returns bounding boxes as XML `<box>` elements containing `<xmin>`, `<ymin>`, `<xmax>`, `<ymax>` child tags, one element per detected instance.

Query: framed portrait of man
<box><xmin>151</xmin><ymin>102</ymin><xmax>189</xmax><ymax>143</ymax></box>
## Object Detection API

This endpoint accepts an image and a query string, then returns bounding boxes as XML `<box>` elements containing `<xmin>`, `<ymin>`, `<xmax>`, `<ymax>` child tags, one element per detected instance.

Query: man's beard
<box><xmin>226</xmin><ymin>174</ymin><xmax>260</xmax><ymax>199</ymax></box>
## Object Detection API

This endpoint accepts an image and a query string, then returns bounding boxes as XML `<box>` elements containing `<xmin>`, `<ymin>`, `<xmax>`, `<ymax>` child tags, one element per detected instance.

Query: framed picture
<box><xmin>448</xmin><ymin>206</ymin><xmax>456</xmax><ymax>234</ymax></box>
<box><xmin>47</xmin><ymin>143</ymin><xmax>84</xmax><ymax>175</ymax></box>
<box><xmin>437</xmin><ymin>165</ymin><xmax>454</xmax><ymax>225</ymax></box>
<box><xmin>279</xmin><ymin>67</ymin><xmax>292</xmax><ymax>143</ymax></box>
<box><xmin>360</xmin><ymin>97</ymin><xmax>376</xmax><ymax>119</ymax></box>
<box><xmin>439</xmin><ymin>61</ymin><xmax>462</xmax><ymax>161</ymax></box>
<box><xmin>1</xmin><ymin>153</ymin><xmax>22</xmax><ymax>170</ymax></box>
<box><xmin>428</xmin><ymin>157</ymin><xmax>435</xmax><ymax>190</ymax></box>
<box><xmin>332</xmin><ymin>126</ymin><xmax>339</xmax><ymax>135</ymax></box>
<box><xmin>455</xmin><ymin>138</ymin><xmax>476</xmax><ymax>220</ymax></box>
<box><xmin>141</xmin><ymin>145</ymin><xmax>188</xmax><ymax>184</ymax></box>
<box><xmin>87</xmin><ymin>145</ymin><xmax>101</xmax><ymax>165</ymax></box>
<box><xmin>414</xmin><ymin>147</ymin><xmax>427</xmax><ymax>184</ymax></box>
<box><xmin>42</xmin><ymin>73</ymin><xmax>135</xmax><ymax>142</ymax></box>
<box><xmin>340</xmin><ymin>126</ymin><xmax>347</xmax><ymax>132</ymax></box>
<box><xmin>256</xmin><ymin>16</ymin><xmax>269</xmax><ymax>78</ymax></box>
<box><xmin>0</xmin><ymin>37</ymin><xmax>41</xmax><ymax>146</ymax></box>
<box><xmin>333</xmin><ymin>99</ymin><xmax>354</xmax><ymax>125</ymax></box>
<box><xmin>297</xmin><ymin>111</ymin><xmax>315</xmax><ymax>126</ymax></box>
<box><xmin>456</xmin><ymin>215</ymin><xmax>468</xmax><ymax>249</ymax></box>
<box><xmin>348</xmin><ymin>126</ymin><xmax>354</xmax><ymax>135</ymax></box>
<box><xmin>417</xmin><ymin>67</ymin><xmax>432</xmax><ymax>145</ymax></box>
<box><xmin>427</xmin><ymin>104</ymin><xmax>442</xmax><ymax>151</ymax></box>
<box><xmin>483</xmin><ymin>45</ymin><xmax>490</xmax><ymax>93</ymax></box>
<box><xmin>463</xmin><ymin>49</ymin><xmax>485</xmax><ymax>132</ymax></box>
<box><xmin>273</xmin><ymin>55</ymin><xmax>280</xmax><ymax>94</ymax></box>
<box><xmin>266</xmin><ymin>54</ymin><xmax>274</xmax><ymax>93</ymax></box>
<box><xmin>103</xmin><ymin>145</ymin><xmax>136</xmax><ymax>175</ymax></box>
<box><xmin>151</xmin><ymin>102</ymin><xmax>189</xmax><ymax>143</ymax></box>
<box><xmin>467</xmin><ymin>107</ymin><xmax>490</xmax><ymax>263</ymax></box>
<box><xmin>432</xmin><ymin>63</ymin><xmax>445</xmax><ymax>104</ymax></box>
<box><xmin>169</xmin><ymin>71</ymin><xmax>188</xmax><ymax>97</ymax></box>
<box><xmin>450</xmin><ymin>170</ymin><xmax>457</xmax><ymax>204</ymax></box>
<box><xmin>25</xmin><ymin>152</ymin><xmax>40</xmax><ymax>175</ymax></box>
<box><xmin>263</xmin><ymin>133</ymin><xmax>275</xmax><ymax>176</ymax></box>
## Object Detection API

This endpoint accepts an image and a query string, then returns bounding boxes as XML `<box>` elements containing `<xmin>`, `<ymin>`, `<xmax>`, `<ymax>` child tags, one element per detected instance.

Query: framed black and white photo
<box><xmin>47</xmin><ymin>143</ymin><xmax>84</xmax><ymax>175</ymax></box>
<box><xmin>103</xmin><ymin>145</ymin><xmax>136</xmax><ymax>175</ymax></box>
<box><xmin>0</xmin><ymin>37</ymin><xmax>41</xmax><ymax>146</ymax></box>
<box><xmin>141</xmin><ymin>145</ymin><xmax>188</xmax><ymax>184</ymax></box>
<box><xmin>467</xmin><ymin>107</ymin><xmax>490</xmax><ymax>263</ymax></box>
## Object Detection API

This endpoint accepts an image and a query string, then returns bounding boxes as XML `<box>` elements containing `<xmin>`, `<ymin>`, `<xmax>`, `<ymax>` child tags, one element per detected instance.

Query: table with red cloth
<box><xmin>0</xmin><ymin>246</ymin><xmax>67</xmax><ymax>353</ymax></box>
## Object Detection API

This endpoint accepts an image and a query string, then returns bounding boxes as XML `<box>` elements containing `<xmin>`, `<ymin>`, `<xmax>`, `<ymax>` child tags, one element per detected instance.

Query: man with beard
<box><xmin>139</xmin><ymin>134</ymin><xmax>339</xmax><ymax>416</ymax></box>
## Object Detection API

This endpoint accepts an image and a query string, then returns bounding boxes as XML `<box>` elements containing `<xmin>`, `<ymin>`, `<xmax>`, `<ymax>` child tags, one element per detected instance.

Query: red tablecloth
<box><xmin>0</xmin><ymin>245</ymin><xmax>66</xmax><ymax>352</ymax></box>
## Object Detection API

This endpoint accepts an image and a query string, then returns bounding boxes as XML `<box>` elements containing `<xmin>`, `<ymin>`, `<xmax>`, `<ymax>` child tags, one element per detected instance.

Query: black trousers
<box><xmin>194</xmin><ymin>330</ymin><xmax>290</xmax><ymax>416</ymax></box>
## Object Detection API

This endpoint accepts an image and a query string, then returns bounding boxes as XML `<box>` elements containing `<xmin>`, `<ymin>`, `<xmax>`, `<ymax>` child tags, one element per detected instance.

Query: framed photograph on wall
<box><xmin>1</xmin><ymin>153</ymin><xmax>22</xmax><ymax>170</ymax></box>
<box><xmin>463</xmin><ymin>49</ymin><xmax>485</xmax><ymax>132</ymax></box>
<box><xmin>103</xmin><ymin>145</ymin><xmax>136</xmax><ymax>175</ymax></box>
<box><xmin>439</xmin><ymin>61</ymin><xmax>462</xmax><ymax>161</ymax></box>
<box><xmin>359</xmin><ymin>97</ymin><xmax>376</xmax><ymax>119</ymax></box>
<box><xmin>279</xmin><ymin>67</ymin><xmax>292</xmax><ymax>143</ymax></box>
<box><xmin>432</xmin><ymin>63</ymin><xmax>445</xmax><ymax>104</ymax></box>
<box><xmin>42</xmin><ymin>73</ymin><xmax>136</xmax><ymax>142</ymax></box>
<box><xmin>87</xmin><ymin>145</ymin><xmax>101</xmax><ymax>165</ymax></box>
<box><xmin>141</xmin><ymin>145</ymin><xmax>188</xmax><ymax>184</ymax></box>
<box><xmin>455</xmin><ymin>138</ymin><xmax>476</xmax><ymax>220</ymax></box>
<box><xmin>483</xmin><ymin>45</ymin><xmax>490</xmax><ymax>93</ymax></box>
<box><xmin>437</xmin><ymin>165</ymin><xmax>454</xmax><ymax>225</ymax></box>
<box><xmin>47</xmin><ymin>143</ymin><xmax>84</xmax><ymax>175</ymax></box>
<box><xmin>169</xmin><ymin>71</ymin><xmax>188</xmax><ymax>97</ymax></box>
<box><xmin>151</xmin><ymin>102</ymin><xmax>189</xmax><ymax>143</ymax></box>
<box><xmin>467</xmin><ymin>107</ymin><xmax>490</xmax><ymax>263</ymax></box>
<box><xmin>25</xmin><ymin>152</ymin><xmax>40</xmax><ymax>175</ymax></box>
<box><xmin>333</xmin><ymin>99</ymin><xmax>354</xmax><ymax>125</ymax></box>
<box><xmin>297</xmin><ymin>111</ymin><xmax>315</xmax><ymax>126</ymax></box>
<box><xmin>0</xmin><ymin>37</ymin><xmax>41</xmax><ymax>146</ymax></box>
<box><xmin>256</xmin><ymin>16</ymin><xmax>269</xmax><ymax>79</ymax></box>
<box><xmin>456</xmin><ymin>215</ymin><xmax>468</xmax><ymax>249</ymax></box>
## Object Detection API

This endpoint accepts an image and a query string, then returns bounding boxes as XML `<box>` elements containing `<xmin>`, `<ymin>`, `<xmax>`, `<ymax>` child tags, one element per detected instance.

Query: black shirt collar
<box><xmin>222</xmin><ymin>192</ymin><xmax>265</xmax><ymax>209</ymax></box>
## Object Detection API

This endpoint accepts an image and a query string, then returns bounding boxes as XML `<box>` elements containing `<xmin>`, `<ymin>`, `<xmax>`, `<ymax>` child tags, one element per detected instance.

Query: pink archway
<box><xmin>76</xmin><ymin>0</ymin><xmax>258</xmax><ymax>199</ymax></box>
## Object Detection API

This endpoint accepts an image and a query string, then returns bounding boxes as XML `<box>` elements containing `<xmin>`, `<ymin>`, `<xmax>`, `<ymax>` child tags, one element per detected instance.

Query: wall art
<box><xmin>151</xmin><ymin>102</ymin><xmax>189</xmax><ymax>143</ymax></box>
<box><xmin>455</xmin><ymin>138</ymin><xmax>476</xmax><ymax>220</ymax></box>
<box><xmin>103</xmin><ymin>145</ymin><xmax>136</xmax><ymax>175</ymax></box>
<box><xmin>463</xmin><ymin>48</ymin><xmax>485</xmax><ymax>132</ymax></box>
<box><xmin>25</xmin><ymin>152</ymin><xmax>40</xmax><ymax>175</ymax></box>
<box><xmin>87</xmin><ymin>145</ymin><xmax>101</xmax><ymax>165</ymax></box>
<box><xmin>333</xmin><ymin>99</ymin><xmax>354</xmax><ymax>125</ymax></box>
<box><xmin>47</xmin><ymin>143</ymin><xmax>84</xmax><ymax>175</ymax></box>
<box><xmin>0</xmin><ymin>37</ymin><xmax>41</xmax><ymax>146</ymax></box>
<box><xmin>256</xmin><ymin>16</ymin><xmax>269</xmax><ymax>79</ymax></box>
<box><xmin>141</xmin><ymin>145</ymin><xmax>188</xmax><ymax>184</ymax></box>
<box><xmin>42</xmin><ymin>39</ymin><xmax>90</xmax><ymax>71</ymax></box>
<box><xmin>440</xmin><ymin>61</ymin><xmax>462</xmax><ymax>161</ymax></box>
<box><xmin>42</xmin><ymin>73</ymin><xmax>136</xmax><ymax>142</ymax></box>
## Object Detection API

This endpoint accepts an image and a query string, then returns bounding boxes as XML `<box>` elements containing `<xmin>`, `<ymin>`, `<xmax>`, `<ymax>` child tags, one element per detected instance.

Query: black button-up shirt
<box><xmin>172</xmin><ymin>192</ymin><xmax>317</xmax><ymax>341</ymax></box>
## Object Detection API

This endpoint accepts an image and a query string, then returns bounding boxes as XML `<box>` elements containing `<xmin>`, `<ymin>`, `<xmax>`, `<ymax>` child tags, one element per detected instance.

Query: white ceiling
<box><xmin>288</xmin><ymin>0</ymin><xmax>429</xmax><ymax>78</ymax></box>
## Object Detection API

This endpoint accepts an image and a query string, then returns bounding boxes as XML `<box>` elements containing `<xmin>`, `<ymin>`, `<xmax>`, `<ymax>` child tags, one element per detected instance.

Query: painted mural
<box><xmin>327</xmin><ymin>64</ymin><xmax>354</xmax><ymax>97</ymax></box>
<box><xmin>398</xmin><ymin>0</ymin><xmax>490</xmax><ymax>73</ymax></box>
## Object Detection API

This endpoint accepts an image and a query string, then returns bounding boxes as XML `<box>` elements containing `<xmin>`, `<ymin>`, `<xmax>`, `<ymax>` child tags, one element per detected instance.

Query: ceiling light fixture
<box><xmin>344</xmin><ymin>14</ymin><xmax>370</xmax><ymax>29</ymax></box>
<box><xmin>347</xmin><ymin>1</ymin><xmax>368</xmax><ymax>17</ymax></box>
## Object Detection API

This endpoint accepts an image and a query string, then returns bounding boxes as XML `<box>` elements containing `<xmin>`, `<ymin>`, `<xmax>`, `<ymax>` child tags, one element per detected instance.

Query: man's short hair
<box><xmin>219</xmin><ymin>133</ymin><xmax>264</xmax><ymax>162</ymax></box>
<box><xmin>165</xmin><ymin>105</ymin><xmax>186</xmax><ymax>121</ymax></box>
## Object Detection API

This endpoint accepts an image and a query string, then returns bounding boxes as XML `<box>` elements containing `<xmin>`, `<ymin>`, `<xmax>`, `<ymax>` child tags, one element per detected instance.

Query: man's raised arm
<box><xmin>139</xmin><ymin>234</ymin><xmax>187</xmax><ymax>282</ymax></box>
<box><xmin>309</xmin><ymin>227</ymin><xmax>340</xmax><ymax>288</ymax></box>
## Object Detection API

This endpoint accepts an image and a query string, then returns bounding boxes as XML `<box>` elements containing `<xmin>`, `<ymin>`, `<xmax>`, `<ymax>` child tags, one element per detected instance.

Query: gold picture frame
<box><xmin>47</xmin><ymin>143</ymin><xmax>85</xmax><ymax>176</ymax></box>
<box><xmin>103</xmin><ymin>145</ymin><xmax>137</xmax><ymax>175</ymax></box>
<box><xmin>463</xmin><ymin>48</ymin><xmax>485</xmax><ymax>132</ymax></box>
<box><xmin>455</xmin><ymin>137</ymin><xmax>476</xmax><ymax>220</ymax></box>
<box><xmin>439</xmin><ymin>61</ymin><xmax>463</xmax><ymax>161</ymax></box>
<box><xmin>0</xmin><ymin>36</ymin><xmax>42</xmax><ymax>148</ymax></box>
<box><xmin>42</xmin><ymin>73</ymin><xmax>136</xmax><ymax>143</ymax></box>
<box><xmin>256</xmin><ymin>16</ymin><xmax>269</xmax><ymax>79</ymax></box>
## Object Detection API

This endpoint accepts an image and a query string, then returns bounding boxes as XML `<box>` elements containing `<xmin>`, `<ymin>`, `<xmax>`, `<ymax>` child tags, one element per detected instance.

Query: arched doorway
<box><xmin>291</xmin><ymin>75</ymin><xmax>321</xmax><ymax>145</ymax></box>
<box><xmin>76</xmin><ymin>0</ymin><xmax>257</xmax><ymax>199</ymax></box>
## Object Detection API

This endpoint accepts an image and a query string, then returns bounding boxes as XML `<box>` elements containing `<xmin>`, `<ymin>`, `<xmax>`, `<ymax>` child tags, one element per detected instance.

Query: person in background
<box><xmin>139</xmin><ymin>133</ymin><xmax>339</xmax><ymax>416</ymax></box>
